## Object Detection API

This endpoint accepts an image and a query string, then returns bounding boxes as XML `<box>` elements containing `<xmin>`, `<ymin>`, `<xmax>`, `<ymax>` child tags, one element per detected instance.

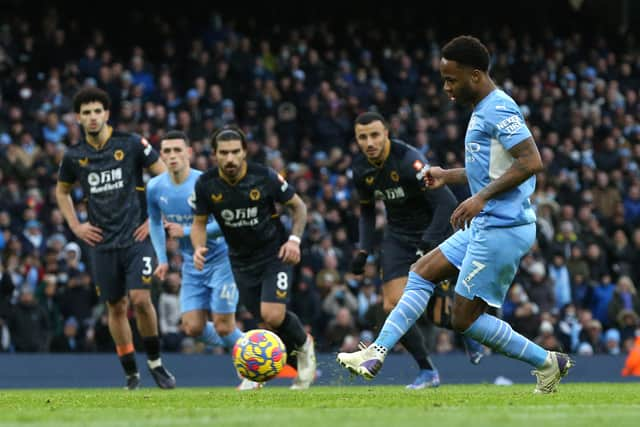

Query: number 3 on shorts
<box><xmin>142</xmin><ymin>256</ymin><xmax>152</xmax><ymax>275</ymax></box>
<box><xmin>276</xmin><ymin>272</ymin><xmax>288</xmax><ymax>291</ymax></box>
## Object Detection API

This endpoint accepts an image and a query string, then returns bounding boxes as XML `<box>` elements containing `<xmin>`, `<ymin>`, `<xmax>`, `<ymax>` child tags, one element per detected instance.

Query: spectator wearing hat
<box><xmin>603</xmin><ymin>328</ymin><xmax>621</xmax><ymax>355</ymax></box>
<box><xmin>524</xmin><ymin>262</ymin><xmax>555</xmax><ymax>315</ymax></box>
<box><xmin>535</xmin><ymin>320</ymin><xmax>563</xmax><ymax>352</ymax></box>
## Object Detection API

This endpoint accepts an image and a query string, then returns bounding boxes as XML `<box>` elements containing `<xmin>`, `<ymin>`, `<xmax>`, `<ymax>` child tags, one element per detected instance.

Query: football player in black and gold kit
<box><xmin>350</xmin><ymin>112</ymin><xmax>473</xmax><ymax>389</ymax></box>
<box><xmin>56</xmin><ymin>87</ymin><xmax>175</xmax><ymax>390</ymax></box>
<box><xmin>192</xmin><ymin>126</ymin><xmax>316</xmax><ymax>389</ymax></box>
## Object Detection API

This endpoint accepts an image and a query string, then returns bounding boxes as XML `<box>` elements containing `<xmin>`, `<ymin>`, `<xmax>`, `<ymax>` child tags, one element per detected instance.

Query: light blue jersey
<box><xmin>464</xmin><ymin>89</ymin><xmax>536</xmax><ymax>228</ymax></box>
<box><xmin>439</xmin><ymin>89</ymin><xmax>537</xmax><ymax>307</ymax></box>
<box><xmin>147</xmin><ymin>169</ymin><xmax>238</xmax><ymax>314</ymax></box>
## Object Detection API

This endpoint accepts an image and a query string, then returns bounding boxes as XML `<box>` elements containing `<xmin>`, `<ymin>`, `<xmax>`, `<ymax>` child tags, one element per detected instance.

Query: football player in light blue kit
<box><xmin>146</xmin><ymin>131</ymin><xmax>245</xmax><ymax>361</ymax></box>
<box><xmin>338</xmin><ymin>36</ymin><xmax>573</xmax><ymax>394</ymax></box>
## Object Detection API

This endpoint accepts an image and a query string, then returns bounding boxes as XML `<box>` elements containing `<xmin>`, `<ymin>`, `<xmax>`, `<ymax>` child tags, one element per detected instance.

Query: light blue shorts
<box><xmin>180</xmin><ymin>257</ymin><xmax>238</xmax><ymax>314</ymax></box>
<box><xmin>439</xmin><ymin>222</ymin><xmax>535</xmax><ymax>308</ymax></box>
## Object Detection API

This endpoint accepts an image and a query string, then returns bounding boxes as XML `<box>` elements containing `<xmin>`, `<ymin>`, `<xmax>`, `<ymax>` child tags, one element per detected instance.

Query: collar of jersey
<box><xmin>218</xmin><ymin>162</ymin><xmax>247</xmax><ymax>186</ymax></box>
<box><xmin>367</xmin><ymin>138</ymin><xmax>391</xmax><ymax>168</ymax></box>
<box><xmin>85</xmin><ymin>126</ymin><xmax>113</xmax><ymax>151</ymax></box>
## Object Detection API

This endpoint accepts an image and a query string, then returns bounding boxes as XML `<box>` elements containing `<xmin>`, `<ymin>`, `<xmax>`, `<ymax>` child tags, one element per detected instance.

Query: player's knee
<box><xmin>214</xmin><ymin>321</ymin><xmax>234</xmax><ymax>337</ymax></box>
<box><xmin>106</xmin><ymin>298</ymin><xmax>128</xmax><ymax>317</ymax></box>
<box><xmin>130</xmin><ymin>294</ymin><xmax>153</xmax><ymax>313</ymax></box>
<box><xmin>182</xmin><ymin>321</ymin><xmax>204</xmax><ymax>337</ymax></box>
<box><xmin>261</xmin><ymin>309</ymin><xmax>285</xmax><ymax>329</ymax></box>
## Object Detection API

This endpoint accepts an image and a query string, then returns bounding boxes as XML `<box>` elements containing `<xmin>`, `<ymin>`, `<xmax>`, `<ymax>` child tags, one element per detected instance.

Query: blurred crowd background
<box><xmin>1</xmin><ymin>1</ymin><xmax>639</xmax><ymax>359</ymax></box>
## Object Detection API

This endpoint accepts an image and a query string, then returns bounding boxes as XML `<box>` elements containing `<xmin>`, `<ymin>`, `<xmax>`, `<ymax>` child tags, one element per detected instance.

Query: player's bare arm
<box><xmin>279</xmin><ymin>194</ymin><xmax>307</xmax><ymax>265</ymax></box>
<box><xmin>450</xmin><ymin>137</ymin><xmax>542</xmax><ymax>229</ymax></box>
<box><xmin>191</xmin><ymin>214</ymin><xmax>209</xmax><ymax>270</ymax></box>
<box><xmin>55</xmin><ymin>181</ymin><xmax>103</xmax><ymax>246</ymax></box>
<box><xmin>425</xmin><ymin>167</ymin><xmax>467</xmax><ymax>188</ymax></box>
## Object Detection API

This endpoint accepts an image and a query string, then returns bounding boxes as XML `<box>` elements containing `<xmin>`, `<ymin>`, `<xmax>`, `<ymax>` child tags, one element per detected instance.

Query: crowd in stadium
<box><xmin>0</xmin><ymin>7</ymin><xmax>639</xmax><ymax>358</ymax></box>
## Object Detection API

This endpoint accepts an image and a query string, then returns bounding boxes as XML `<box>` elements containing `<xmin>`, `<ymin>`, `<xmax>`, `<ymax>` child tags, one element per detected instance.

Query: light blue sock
<box><xmin>220</xmin><ymin>327</ymin><xmax>243</xmax><ymax>350</ymax></box>
<box><xmin>374</xmin><ymin>272</ymin><xmax>435</xmax><ymax>350</ymax></box>
<box><xmin>198</xmin><ymin>321</ymin><xmax>224</xmax><ymax>347</ymax></box>
<box><xmin>463</xmin><ymin>313</ymin><xmax>548</xmax><ymax>368</ymax></box>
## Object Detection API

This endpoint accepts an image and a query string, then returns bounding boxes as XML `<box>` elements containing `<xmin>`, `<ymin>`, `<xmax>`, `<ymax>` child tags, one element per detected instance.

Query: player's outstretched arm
<box><xmin>425</xmin><ymin>166</ymin><xmax>467</xmax><ymax>188</ymax></box>
<box><xmin>279</xmin><ymin>194</ymin><xmax>307</xmax><ymax>265</ymax></box>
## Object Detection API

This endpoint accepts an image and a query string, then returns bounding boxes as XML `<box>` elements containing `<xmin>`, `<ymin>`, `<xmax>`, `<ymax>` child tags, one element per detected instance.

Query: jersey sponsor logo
<box><xmin>277</xmin><ymin>173</ymin><xmax>289</xmax><ymax>192</ymax></box>
<box><xmin>374</xmin><ymin>187</ymin><xmax>405</xmax><ymax>201</ymax></box>
<box><xmin>210</xmin><ymin>193</ymin><xmax>224</xmax><ymax>203</ymax></box>
<box><xmin>249</xmin><ymin>188</ymin><xmax>261</xmax><ymax>201</ymax></box>
<box><xmin>165</xmin><ymin>213</ymin><xmax>193</xmax><ymax>225</ymax></box>
<box><xmin>390</xmin><ymin>170</ymin><xmax>399</xmax><ymax>182</ymax></box>
<box><xmin>496</xmin><ymin>114</ymin><xmax>523</xmax><ymax>137</ymax></box>
<box><xmin>114</xmin><ymin>149</ymin><xmax>124</xmax><ymax>161</ymax></box>
<box><xmin>220</xmin><ymin>207</ymin><xmax>259</xmax><ymax>227</ymax></box>
<box><xmin>87</xmin><ymin>168</ymin><xmax>124</xmax><ymax>194</ymax></box>
<box><xmin>78</xmin><ymin>157</ymin><xmax>89</xmax><ymax>167</ymax></box>
<box><xmin>365</xmin><ymin>176</ymin><xmax>374</xmax><ymax>185</ymax></box>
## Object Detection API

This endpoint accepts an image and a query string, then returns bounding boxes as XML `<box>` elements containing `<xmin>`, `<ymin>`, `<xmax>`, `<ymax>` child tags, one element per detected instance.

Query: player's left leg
<box><xmin>259</xmin><ymin>261</ymin><xmax>315</xmax><ymax>390</ymax></box>
<box><xmin>126</xmin><ymin>242</ymin><xmax>175</xmax><ymax>389</ymax></box>
<box><xmin>451</xmin><ymin>223</ymin><xmax>573</xmax><ymax>394</ymax></box>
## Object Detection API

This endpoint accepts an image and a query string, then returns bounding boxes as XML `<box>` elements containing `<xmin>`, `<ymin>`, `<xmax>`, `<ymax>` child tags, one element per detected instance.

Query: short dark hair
<box><xmin>354</xmin><ymin>111</ymin><xmax>388</xmax><ymax>128</ymax></box>
<box><xmin>161</xmin><ymin>130</ymin><xmax>190</xmax><ymax>146</ymax></box>
<box><xmin>211</xmin><ymin>125</ymin><xmax>247</xmax><ymax>151</ymax></box>
<box><xmin>441</xmin><ymin>35</ymin><xmax>490</xmax><ymax>72</ymax></box>
<box><xmin>73</xmin><ymin>87</ymin><xmax>111</xmax><ymax>113</ymax></box>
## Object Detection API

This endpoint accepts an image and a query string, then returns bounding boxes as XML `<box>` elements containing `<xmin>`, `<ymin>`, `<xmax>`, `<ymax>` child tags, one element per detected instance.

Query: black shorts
<box><xmin>91</xmin><ymin>240</ymin><xmax>155</xmax><ymax>303</ymax></box>
<box><xmin>231</xmin><ymin>257</ymin><xmax>292</xmax><ymax>318</ymax></box>
<box><xmin>380</xmin><ymin>232</ymin><xmax>421</xmax><ymax>283</ymax></box>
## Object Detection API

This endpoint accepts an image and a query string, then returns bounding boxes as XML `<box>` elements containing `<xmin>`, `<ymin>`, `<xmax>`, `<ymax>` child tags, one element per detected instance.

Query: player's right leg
<box><xmin>451</xmin><ymin>223</ymin><xmax>573</xmax><ymax>394</ymax></box>
<box><xmin>258</xmin><ymin>260</ymin><xmax>316</xmax><ymax>390</ymax></box>
<box><xmin>93</xmin><ymin>248</ymin><xmax>140</xmax><ymax>390</ymax></box>
<box><xmin>125</xmin><ymin>243</ymin><xmax>175</xmax><ymax>389</ymax></box>
<box><xmin>337</xmin><ymin>241</ymin><xmax>460</xmax><ymax>380</ymax></box>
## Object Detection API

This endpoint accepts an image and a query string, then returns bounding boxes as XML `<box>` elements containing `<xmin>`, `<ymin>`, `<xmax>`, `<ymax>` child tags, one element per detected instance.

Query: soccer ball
<box><xmin>232</xmin><ymin>329</ymin><xmax>287</xmax><ymax>382</ymax></box>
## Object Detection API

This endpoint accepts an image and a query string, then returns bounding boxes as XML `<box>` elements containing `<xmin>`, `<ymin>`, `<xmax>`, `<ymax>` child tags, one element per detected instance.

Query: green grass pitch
<box><xmin>1</xmin><ymin>384</ymin><xmax>638</xmax><ymax>427</ymax></box>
